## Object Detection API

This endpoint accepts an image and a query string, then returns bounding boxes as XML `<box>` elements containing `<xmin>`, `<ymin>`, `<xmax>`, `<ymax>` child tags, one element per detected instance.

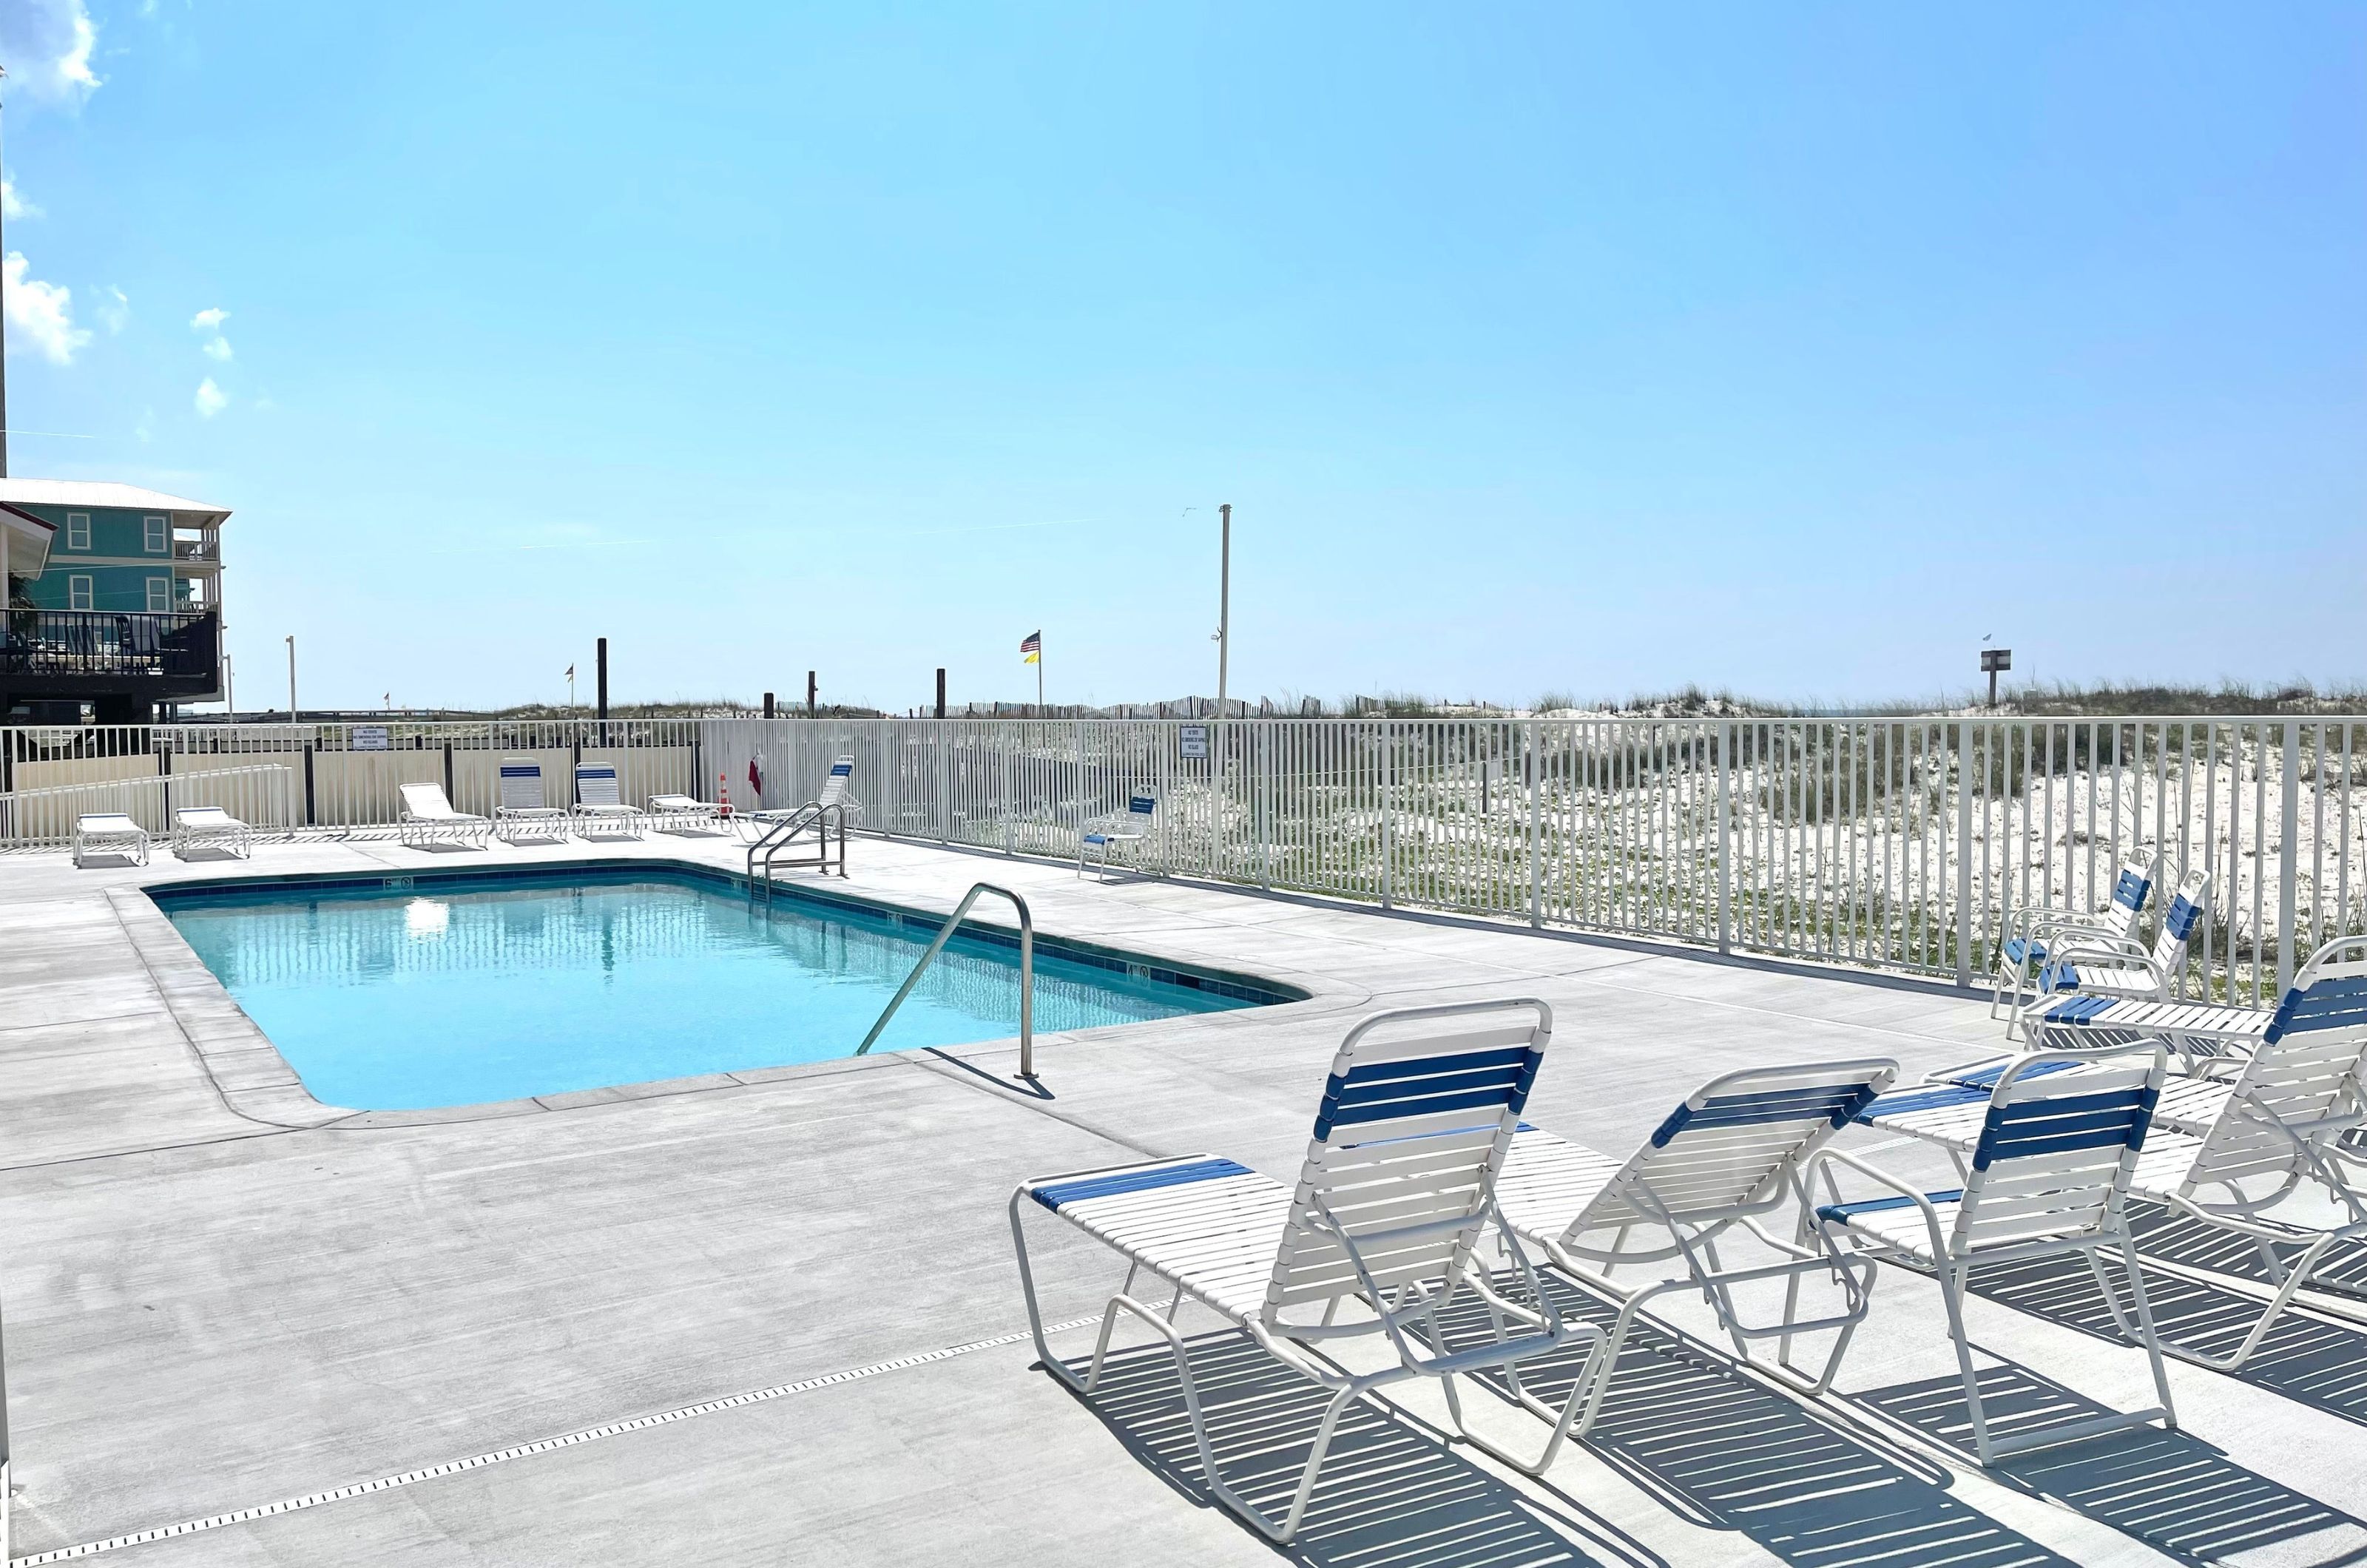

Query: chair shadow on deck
<box><xmin>1963</xmin><ymin>1246</ymin><xmax>2367</xmax><ymax>1429</ymax></box>
<box><xmin>1063</xmin><ymin>1330</ymin><xmax>1654</xmax><ymax>1567</ymax></box>
<box><xmin>1424</xmin><ymin>1275</ymin><xmax>2076</xmax><ymax>1568</ymax></box>
<box><xmin>1856</xmin><ymin>1362</ymin><xmax>2367</xmax><ymax>1568</ymax></box>
<box><xmin>2127</xmin><ymin>1201</ymin><xmax>2367</xmax><ymax>1305</ymax></box>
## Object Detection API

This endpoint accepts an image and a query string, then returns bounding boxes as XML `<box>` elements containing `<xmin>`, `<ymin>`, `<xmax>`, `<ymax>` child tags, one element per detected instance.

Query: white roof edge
<box><xmin>0</xmin><ymin>478</ymin><xmax>231</xmax><ymax>520</ymax></box>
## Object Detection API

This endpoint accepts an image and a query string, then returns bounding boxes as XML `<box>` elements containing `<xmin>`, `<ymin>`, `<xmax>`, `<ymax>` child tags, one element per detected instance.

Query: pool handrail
<box><xmin>855</xmin><ymin>882</ymin><xmax>1035</xmax><ymax>1077</ymax></box>
<box><xmin>745</xmin><ymin>799</ymin><xmax>850</xmax><ymax>886</ymax></box>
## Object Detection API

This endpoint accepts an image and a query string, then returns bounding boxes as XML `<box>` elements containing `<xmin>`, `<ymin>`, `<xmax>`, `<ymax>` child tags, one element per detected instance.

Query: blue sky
<box><xmin>1</xmin><ymin>3</ymin><xmax>2360</xmax><ymax>712</ymax></box>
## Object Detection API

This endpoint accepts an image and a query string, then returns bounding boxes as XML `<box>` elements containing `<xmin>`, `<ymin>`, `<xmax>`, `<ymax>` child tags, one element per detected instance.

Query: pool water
<box><xmin>157</xmin><ymin>869</ymin><xmax>1279</xmax><ymax>1110</ymax></box>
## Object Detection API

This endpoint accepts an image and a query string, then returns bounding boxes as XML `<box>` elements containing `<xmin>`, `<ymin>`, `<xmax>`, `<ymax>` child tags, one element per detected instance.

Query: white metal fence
<box><xmin>711</xmin><ymin>715</ymin><xmax>2367</xmax><ymax>1004</ymax></box>
<box><xmin>9</xmin><ymin>715</ymin><xmax>2363</xmax><ymax>1002</ymax></box>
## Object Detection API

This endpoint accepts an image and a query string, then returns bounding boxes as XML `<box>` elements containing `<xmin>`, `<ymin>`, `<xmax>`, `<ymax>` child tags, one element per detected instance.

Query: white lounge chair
<box><xmin>72</xmin><ymin>812</ymin><xmax>149</xmax><ymax>868</ymax></box>
<box><xmin>1992</xmin><ymin>854</ymin><xmax>2159</xmax><ymax>1021</ymax></box>
<box><xmin>2007</xmin><ymin>869</ymin><xmax>2213</xmax><ymax>1042</ymax></box>
<box><xmin>1010</xmin><ymin>1000</ymin><xmax>1603</xmax><ymax>1542</ymax></box>
<box><xmin>1078</xmin><ymin>791</ymin><xmax>1158</xmax><ymax>879</ymax></box>
<box><xmin>1814</xmin><ymin>1044</ymin><xmax>2178</xmax><ymax>1464</ymax></box>
<box><xmin>172</xmin><ymin>805</ymin><xmax>252</xmax><ymax>859</ymax></box>
<box><xmin>1876</xmin><ymin>936</ymin><xmax>2367</xmax><ymax>1371</ymax></box>
<box><xmin>1488</xmin><ymin>1058</ymin><xmax>1898</xmax><ymax>1458</ymax></box>
<box><xmin>397</xmin><ymin>783</ymin><xmax>490</xmax><ymax>848</ymax></box>
<box><xmin>647</xmin><ymin>792</ymin><xmax>730</xmax><ymax>834</ymax></box>
<box><xmin>573</xmin><ymin>763</ymin><xmax>647</xmax><ymax>838</ymax></box>
<box><xmin>745</xmin><ymin>755</ymin><xmax>861</xmax><ymax>839</ymax></box>
<box><xmin>493</xmin><ymin>757</ymin><xmax>571</xmax><ymax>844</ymax></box>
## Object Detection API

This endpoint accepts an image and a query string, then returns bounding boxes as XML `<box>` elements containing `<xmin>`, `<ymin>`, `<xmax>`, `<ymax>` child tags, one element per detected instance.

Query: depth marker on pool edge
<box><xmin>12</xmin><ymin>1317</ymin><xmax>1101</xmax><ymax>1565</ymax></box>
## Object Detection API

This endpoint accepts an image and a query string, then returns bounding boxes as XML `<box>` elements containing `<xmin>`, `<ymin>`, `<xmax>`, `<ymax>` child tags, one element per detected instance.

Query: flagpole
<box><xmin>1037</xmin><ymin>639</ymin><xmax>1045</xmax><ymax>714</ymax></box>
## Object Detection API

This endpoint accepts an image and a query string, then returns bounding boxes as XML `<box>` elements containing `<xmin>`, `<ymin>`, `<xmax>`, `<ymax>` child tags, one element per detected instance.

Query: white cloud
<box><xmin>190</xmin><ymin>306</ymin><xmax>228</xmax><ymax>331</ymax></box>
<box><xmin>96</xmin><ymin>285</ymin><xmax>129</xmax><ymax>333</ymax></box>
<box><xmin>0</xmin><ymin>0</ymin><xmax>102</xmax><ymax>107</ymax></box>
<box><xmin>1</xmin><ymin>175</ymin><xmax>39</xmax><ymax>221</ymax></box>
<box><xmin>2</xmin><ymin>250</ymin><xmax>92</xmax><ymax>365</ymax></box>
<box><xmin>202</xmin><ymin>335</ymin><xmax>232</xmax><ymax>361</ymax></box>
<box><xmin>193</xmin><ymin>377</ymin><xmax>227</xmax><ymax>418</ymax></box>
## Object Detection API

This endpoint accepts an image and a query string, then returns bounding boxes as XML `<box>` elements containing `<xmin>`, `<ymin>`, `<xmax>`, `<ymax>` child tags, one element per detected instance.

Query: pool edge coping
<box><xmin>118</xmin><ymin>854</ymin><xmax>1314</xmax><ymax>1129</ymax></box>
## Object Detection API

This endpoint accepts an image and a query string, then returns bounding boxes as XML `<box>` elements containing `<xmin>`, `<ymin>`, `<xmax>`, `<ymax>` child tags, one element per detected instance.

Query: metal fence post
<box><xmin>1527</xmin><ymin>720</ymin><xmax>1543</xmax><ymax>928</ymax></box>
<box><xmin>1717</xmin><ymin>722</ymin><xmax>1733</xmax><ymax>956</ymax></box>
<box><xmin>1380</xmin><ymin>720</ymin><xmax>1394</xmax><ymax>910</ymax></box>
<box><xmin>1954</xmin><ymin>720</ymin><xmax>1975</xmax><ymax>988</ymax></box>
<box><xmin>1258</xmin><ymin>720</ymin><xmax>1273</xmax><ymax>891</ymax></box>
<box><xmin>2279</xmin><ymin>720</ymin><xmax>2301</xmax><ymax>993</ymax></box>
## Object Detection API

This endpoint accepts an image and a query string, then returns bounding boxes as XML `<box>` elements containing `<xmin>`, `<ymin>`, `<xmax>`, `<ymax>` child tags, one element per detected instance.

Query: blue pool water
<box><xmin>156</xmin><ymin>868</ymin><xmax>1286</xmax><ymax>1111</ymax></box>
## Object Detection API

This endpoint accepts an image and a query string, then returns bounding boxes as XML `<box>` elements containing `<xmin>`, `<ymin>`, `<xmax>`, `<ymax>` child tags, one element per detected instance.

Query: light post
<box><xmin>285</xmin><ymin>635</ymin><xmax>297</xmax><ymax>720</ymax></box>
<box><xmin>1214</xmin><ymin>502</ymin><xmax>1232</xmax><ymax>712</ymax></box>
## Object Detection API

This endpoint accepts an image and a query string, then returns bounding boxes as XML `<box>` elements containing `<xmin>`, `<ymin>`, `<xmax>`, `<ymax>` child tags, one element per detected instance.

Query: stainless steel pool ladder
<box><xmin>746</xmin><ymin>800</ymin><xmax>851</xmax><ymax>891</ymax></box>
<box><xmin>855</xmin><ymin>882</ymin><xmax>1035</xmax><ymax>1078</ymax></box>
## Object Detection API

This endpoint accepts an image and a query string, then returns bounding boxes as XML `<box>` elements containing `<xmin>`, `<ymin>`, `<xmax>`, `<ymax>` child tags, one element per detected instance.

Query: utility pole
<box><xmin>763</xmin><ymin>691</ymin><xmax>774</xmax><ymax>720</ymax></box>
<box><xmin>285</xmin><ymin>635</ymin><xmax>297</xmax><ymax>720</ymax></box>
<box><xmin>595</xmin><ymin>636</ymin><xmax>609</xmax><ymax>743</ymax></box>
<box><xmin>1215</xmin><ymin>503</ymin><xmax>1232</xmax><ymax>713</ymax></box>
<box><xmin>807</xmin><ymin>670</ymin><xmax>817</xmax><ymax>717</ymax></box>
<box><xmin>935</xmin><ymin>667</ymin><xmax>946</xmax><ymax>720</ymax></box>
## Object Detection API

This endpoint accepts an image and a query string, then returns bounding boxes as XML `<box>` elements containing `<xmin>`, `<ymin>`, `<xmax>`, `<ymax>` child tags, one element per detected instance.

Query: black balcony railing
<box><xmin>1</xmin><ymin>609</ymin><xmax>220</xmax><ymax>683</ymax></box>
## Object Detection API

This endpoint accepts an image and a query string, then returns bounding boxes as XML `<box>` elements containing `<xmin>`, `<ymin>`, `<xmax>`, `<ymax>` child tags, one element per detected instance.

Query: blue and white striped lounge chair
<box><xmin>1991</xmin><ymin>854</ymin><xmax>2159</xmax><ymax>1022</ymax></box>
<box><xmin>2008</xmin><ymin>869</ymin><xmax>2214</xmax><ymax>1042</ymax></box>
<box><xmin>1872</xmin><ymin>937</ymin><xmax>2367</xmax><ymax>1373</ymax></box>
<box><xmin>172</xmin><ymin>805</ymin><xmax>251</xmax><ymax>859</ymax></box>
<box><xmin>493</xmin><ymin>757</ymin><xmax>570</xmax><ymax>844</ymax></box>
<box><xmin>1489</xmin><ymin>1058</ymin><xmax>1898</xmax><ymax>1451</ymax></box>
<box><xmin>397</xmin><ymin>783</ymin><xmax>490</xmax><ymax>848</ymax></box>
<box><xmin>1078</xmin><ymin>791</ymin><xmax>1157</xmax><ymax>880</ymax></box>
<box><xmin>743</xmin><ymin>756</ymin><xmax>860</xmax><ymax>841</ymax></box>
<box><xmin>1813</xmin><ymin>1044</ymin><xmax>2178</xmax><ymax>1464</ymax></box>
<box><xmin>1009</xmin><ymin>1000</ymin><xmax>1604</xmax><ymax>1543</ymax></box>
<box><xmin>72</xmin><ymin>812</ymin><xmax>149</xmax><ymax>868</ymax></box>
<box><xmin>572</xmin><ymin>763</ymin><xmax>647</xmax><ymax>838</ymax></box>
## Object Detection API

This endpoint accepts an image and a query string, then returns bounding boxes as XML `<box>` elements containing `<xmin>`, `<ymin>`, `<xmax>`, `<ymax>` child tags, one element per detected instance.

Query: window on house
<box><xmin>67</xmin><ymin>513</ymin><xmax>90</xmax><ymax>550</ymax></box>
<box><xmin>69</xmin><ymin>575</ymin><xmax>93</xmax><ymax>610</ymax></box>
<box><xmin>148</xmin><ymin>576</ymin><xmax>172</xmax><ymax>612</ymax></box>
<box><xmin>145</xmin><ymin>516</ymin><xmax>168</xmax><ymax>553</ymax></box>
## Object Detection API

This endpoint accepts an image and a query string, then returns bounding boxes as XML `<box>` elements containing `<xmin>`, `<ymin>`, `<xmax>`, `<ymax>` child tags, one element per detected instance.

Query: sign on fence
<box><xmin>351</xmin><ymin>726</ymin><xmax>391</xmax><ymax>751</ymax></box>
<box><xmin>1179</xmin><ymin>724</ymin><xmax>1209</xmax><ymax>759</ymax></box>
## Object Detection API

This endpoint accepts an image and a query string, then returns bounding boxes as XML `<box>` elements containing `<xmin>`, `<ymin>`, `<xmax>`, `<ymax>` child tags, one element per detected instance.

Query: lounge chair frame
<box><xmin>1991</xmin><ymin>854</ymin><xmax>2158</xmax><ymax>1023</ymax></box>
<box><xmin>1815</xmin><ymin>1045</ymin><xmax>2178</xmax><ymax>1464</ymax></box>
<box><xmin>1078</xmin><ymin>792</ymin><xmax>1158</xmax><ymax>880</ymax></box>
<box><xmin>396</xmin><ymin>783</ymin><xmax>491</xmax><ymax>849</ymax></box>
<box><xmin>172</xmin><ymin>805</ymin><xmax>252</xmax><ymax>859</ymax></box>
<box><xmin>1490</xmin><ymin>1058</ymin><xmax>1898</xmax><ymax>1448</ymax></box>
<box><xmin>571</xmin><ymin>764</ymin><xmax>648</xmax><ymax>839</ymax></box>
<box><xmin>72</xmin><ymin>812</ymin><xmax>149</xmax><ymax>868</ymax></box>
<box><xmin>493</xmin><ymin>757</ymin><xmax>572</xmax><ymax>845</ymax></box>
<box><xmin>1010</xmin><ymin>999</ymin><xmax>1604</xmax><ymax>1543</ymax></box>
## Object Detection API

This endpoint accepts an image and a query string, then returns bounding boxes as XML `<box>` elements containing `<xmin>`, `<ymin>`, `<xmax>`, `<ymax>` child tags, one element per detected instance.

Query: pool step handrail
<box><xmin>746</xmin><ymin>800</ymin><xmax>849</xmax><ymax>888</ymax></box>
<box><xmin>856</xmin><ymin>882</ymin><xmax>1036</xmax><ymax>1077</ymax></box>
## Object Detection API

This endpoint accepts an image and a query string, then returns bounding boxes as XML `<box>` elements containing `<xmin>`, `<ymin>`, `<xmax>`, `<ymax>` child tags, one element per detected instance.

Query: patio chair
<box><xmin>2008</xmin><ymin>869</ymin><xmax>2214</xmax><ymax>1041</ymax></box>
<box><xmin>493</xmin><ymin>757</ymin><xmax>571</xmax><ymax>844</ymax></box>
<box><xmin>1488</xmin><ymin>1058</ymin><xmax>1899</xmax><ymax>1459</ymax></box>
<box><xmin>1009</xmin><ymin>999</ymin><xmax>1604</xmax><ymax>1543</ymax></box>
<box><xmin>1991</xmin><ymin>854</ymin><xmax>2158</xmax><ymax>1022</ymax></box>
<box><xmin>72</xmin><ymin>812</ymin><xmax>149</xmax><ymax>868</ymax></box>
<box><xmin>1078</xmin><ymin>791</ymin><xmax>1158</xmax><ymax>879</ymax></box>
<box><xmin>1811</xmin><ymin>1044</ymin><xmax>2178</xmax><ymax>1464</ymax></box>
<box><xmin>646</xmin><ymin>791</ymin><xmax>731</xmax><ymax>834</ymax></box>
<box><xmin>744</xmin><ymin>755</ymin><xmax>861</xmax><ymax>842</ymax></box>
<box><xmin>572</xmin><ymin>763</ymin><xmax>648</xmax><ymax>838</ymax></box>
<box><xmin>172</xmin><ymin>805</ymin><xmax>252</xmax><ymax>859</ymax></box>
<box><xmin>397</xmin><ymin>783</ymin><xmax>490</xmax><ymax>849</ymax></box>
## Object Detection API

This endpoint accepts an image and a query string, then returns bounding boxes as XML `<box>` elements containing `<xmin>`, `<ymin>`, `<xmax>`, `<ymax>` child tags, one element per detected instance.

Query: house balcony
<box><xmin>0</xmin><ymin>609</ymin><xmax>223</xmax><ymax>702</ymax></box>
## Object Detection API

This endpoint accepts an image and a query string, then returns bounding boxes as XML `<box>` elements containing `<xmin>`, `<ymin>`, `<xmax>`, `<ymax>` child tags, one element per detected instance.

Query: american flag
<box><xmin>1019</xmin><ymin>631</ymin><xmax>1041</xmax><ymax>664</ymax></box>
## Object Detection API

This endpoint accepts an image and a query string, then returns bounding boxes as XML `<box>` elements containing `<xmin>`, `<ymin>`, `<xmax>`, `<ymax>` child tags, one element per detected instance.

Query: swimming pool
<box><xmin>154</xmin><ymin>866</ymin><xmax>1294</xmax><ymax>1111</ymax></box>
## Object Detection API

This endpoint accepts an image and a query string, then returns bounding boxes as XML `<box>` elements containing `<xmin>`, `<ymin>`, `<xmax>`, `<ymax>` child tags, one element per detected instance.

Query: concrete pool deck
<box><xmin>1</xmin><ymin>830</ymin><xmax>2363</xmax><ymax>1564</ymax></box>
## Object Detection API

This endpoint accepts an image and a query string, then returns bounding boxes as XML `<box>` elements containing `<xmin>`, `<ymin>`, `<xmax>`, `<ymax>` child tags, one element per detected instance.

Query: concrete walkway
<box><xmin>1</xmin><ymin>830</ymin><xmax>2363</xmax><ymax>1564</ymax></box>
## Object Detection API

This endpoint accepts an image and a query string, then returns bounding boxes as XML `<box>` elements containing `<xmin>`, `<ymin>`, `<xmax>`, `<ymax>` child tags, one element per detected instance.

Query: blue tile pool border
<box><xmin>144</xmin><ymin>857</ymin><xmax>1310</xmax><ymax>1010</ymax></box>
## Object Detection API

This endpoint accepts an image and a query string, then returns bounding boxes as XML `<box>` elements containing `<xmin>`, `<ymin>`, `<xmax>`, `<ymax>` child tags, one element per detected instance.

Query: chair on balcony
<box><xmin>493</xmin><ymin>758</ymin><xmax>571</xmax><ymax>845</ymax></box>
<box><xmin>172</xmin><ymin>806</ymin><xmax>252</xmax><ymax>860</ymax></box>
<box><xmin>72</xmin><ymin>813</ymin><xmax>149</xmax><ymax>868</ymax></box>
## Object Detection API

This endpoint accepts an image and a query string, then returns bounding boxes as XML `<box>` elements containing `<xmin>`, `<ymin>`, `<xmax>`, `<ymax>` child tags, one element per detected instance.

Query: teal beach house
<box><xmin>0</xmin><ymin>479</ymin><xmax>230</xmax><ymax>723</ymax></box>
